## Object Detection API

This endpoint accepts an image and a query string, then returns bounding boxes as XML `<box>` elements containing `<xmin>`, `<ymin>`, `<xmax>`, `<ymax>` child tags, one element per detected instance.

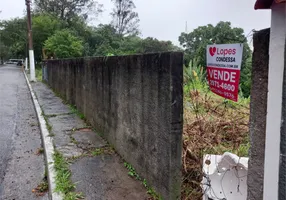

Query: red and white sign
<box><xmin>206</xmin><ymin>43</ymin><xmax>243</xmax><ymax>102</ymax></box>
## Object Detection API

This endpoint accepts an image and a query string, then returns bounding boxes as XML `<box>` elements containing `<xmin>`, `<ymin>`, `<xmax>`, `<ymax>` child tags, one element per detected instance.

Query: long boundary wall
<box><xmin>43</xmin><ymin>52</ymin><xmax>183</xmax><ymax>199</ymax></box>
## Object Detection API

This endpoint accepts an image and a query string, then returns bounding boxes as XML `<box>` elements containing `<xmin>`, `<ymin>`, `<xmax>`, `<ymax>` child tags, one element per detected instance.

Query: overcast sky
<box><xmin>0</xmin><ymin>0</ymin><xmax>271</xmax><ymax>45</ymax></box>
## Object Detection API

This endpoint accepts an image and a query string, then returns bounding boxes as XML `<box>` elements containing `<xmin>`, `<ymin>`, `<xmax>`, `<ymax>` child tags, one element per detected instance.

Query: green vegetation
<box><xmin>53</xmin><ymin>151</ymin><xmax>84</xmax><ymax>200</ymax></box>
<box><xmin>34</xmin><ymin>0</ymin><xmax>103</xmax><ymax>22</ymax></box>
<box><xmin>36</xmin><ymin>67</ymin><xmax>42</xmax><ymax>81</ymax></box>
<box><xmin>36</xmin><ymin>147</ymin><xmax>45</xmax><ymax>155</ymax></box>
<box><xmin>111</xmin><ymin>0</ymin><xmax>139</xmax><ymax>36</ymax></box>
<box><xmin>46</xmin><ymin>114</ymin><xmax>57</xmax><ymax>118</ymax></box>
<box><xmin>124</xmin><ymin>162</ymin><xmax>140</xmax><ymax>180</ymax></box>
<box><xmin>33</xmin><ymin>180</ymin><xmax>49</xmax><ymax>196</ymax></box>
<box><xmin>0</xmin><ymin>0</ymin><xmax>179</xmax><ymax>64</ymax></box>
<box><xmin>0</xmin><ymin>42</ymin><xmax>8</xmax><ymax>64</ymax></box>
<box><xmin>44</xmin><ymin>30</ymin><xmax>84</xmax><ymax>59</ymax></box>
<box><xmin>68</xmin><ymin>105</ymin><xmax>85</xmax><ymax>120</ymax></box>
<box><xmin>182</xmin><ymin>64</ymin><xmax>250</xmax><ymax>199</ymax></box>
<box><xmin>48</xmin><ymin>133</ymin><xmax>55</xmax><ymax>137</ymax></box>
<box><xmin>124</xmin><ymin>162</ymin><xmax>162</xmax><ymax>200</ymax></box>
<box><xmin>64</xmin><ymin>192</ymin><xmax>84</xmax><ymax>200</ymax></box>
<box><xmin>36</xmin><ymin>181</ymin><xmax>49</xmax><ymax>193</ymax></box>
<box><xmin>91</xmin><ymin>146</ymin><xmax>115</xmax><ymax>156</ymax></box>
<box><xmin>43</xmin><ymin>114</ymin><xmax>53</xmax><ymax>132</ymax></box>
<box><xmin>70</xmin><ymin>136</ymin><xmax>78</xmax><ymax>145</ymax></box>
<box><xmin>91</xmin><ymin>148</ymin><xmax>103</xmax><ymax>156</ymax></box>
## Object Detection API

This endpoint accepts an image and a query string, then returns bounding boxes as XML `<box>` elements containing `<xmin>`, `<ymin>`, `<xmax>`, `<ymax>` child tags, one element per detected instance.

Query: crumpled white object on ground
<box><xmin>202</xmin><ymin>152</ymin><xmax>248</xmax><ymax>200</ymax></box>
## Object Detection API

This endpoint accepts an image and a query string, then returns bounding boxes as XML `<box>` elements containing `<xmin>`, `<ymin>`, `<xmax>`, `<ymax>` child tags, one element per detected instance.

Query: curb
<box><xmin>23</xmin><ymin>72</ymin><xmax>63</xmax><ymax>200</ymax></box>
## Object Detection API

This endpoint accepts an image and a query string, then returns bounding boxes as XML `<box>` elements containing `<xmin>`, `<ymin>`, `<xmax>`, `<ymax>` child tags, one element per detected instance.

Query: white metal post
<box><xmin>263</xmin><ymin>3</ymin><xmax>286</xmax><ymax>200</ymax></box>
<box><xmin>29</xmin><ymin>50</ymin><xmax>35</xmax><ymax>80</ymax></box>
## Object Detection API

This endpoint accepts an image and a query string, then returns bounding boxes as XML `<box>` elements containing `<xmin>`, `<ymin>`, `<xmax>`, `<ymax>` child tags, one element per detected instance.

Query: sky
<box><xmin>0</xmin><ymin>0</ymin><xmax>271</xmax><ymax>46</ymax></box>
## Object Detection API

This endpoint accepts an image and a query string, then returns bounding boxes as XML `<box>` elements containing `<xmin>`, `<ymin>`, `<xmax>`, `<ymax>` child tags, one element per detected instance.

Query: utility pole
<box><xmin>25</xmin><ymin>0</ymin><xmax>35</xmax><ymax>81</ymax></box>
<box><xmin>185</xmin><ymin>21</ymin><xmax>188</xmax><ymax>33</ymax></box>
<box><xmin>0</xmin><ymin>11</ymin><xmax>3</xmax><ymax>65</ymax></box>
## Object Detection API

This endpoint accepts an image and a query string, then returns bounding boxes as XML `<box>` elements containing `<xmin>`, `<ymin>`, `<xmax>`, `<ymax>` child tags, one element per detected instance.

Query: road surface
<box><xmin>0</xmin><ymin>64</ymin><xmax>48</xmax><ymax>199</ymax></box>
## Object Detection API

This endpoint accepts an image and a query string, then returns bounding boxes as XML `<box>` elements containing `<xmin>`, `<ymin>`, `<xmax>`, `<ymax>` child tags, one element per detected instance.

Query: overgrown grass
<box><xmin>36</xmin><ymin>67</ymin><xmax>42</xmax><ymax>82</ymax></box>
<box><xmin>33</xmin><ymin>180</ymin><xmax>49</xmax><ymax>196</ymax></box>
<box><xmin>53</xmin><ymin>151</ymin><xmax>84</xmax><ymax>200</ymax></box>
<box><xmin>69</xmin><ymin>105</ymin><xmax>85</xmax><ymax>120</ymax></box>
<box><xmin>91</xmin><ymin>147</ymin><xmax>115</xmax><ymax>156</ymax></box>
<box><xmin>42</xmin><ymin>113</ymin><xmax>53</xmax><ymax>132</ymax></box>
<box><xmin>124</xmin><ymin>162</ymin><xmax>162</xmax><ymax>200</ymax></box>
<box><xmin>182</xmin><ymin>65</ymin><xmax>250</xmax><ymax>199</ymax></box>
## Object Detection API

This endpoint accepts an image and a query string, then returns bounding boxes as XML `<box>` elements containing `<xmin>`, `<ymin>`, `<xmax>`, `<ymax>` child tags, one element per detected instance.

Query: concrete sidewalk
<box><xmin>31</xmin><ymin>81</ymin><xmax>150</xmax><ymax>200</ymax></box>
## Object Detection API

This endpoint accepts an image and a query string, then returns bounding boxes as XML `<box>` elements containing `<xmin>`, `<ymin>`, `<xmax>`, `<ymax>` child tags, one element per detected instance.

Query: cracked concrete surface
<box><xmin>32</xmin><ymin>81</ymin><xmax>149</xmax><ymax>199</ymax></box>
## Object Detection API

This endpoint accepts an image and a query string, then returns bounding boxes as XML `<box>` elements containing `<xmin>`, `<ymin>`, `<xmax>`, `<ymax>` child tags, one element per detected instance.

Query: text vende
<box><xmin>208</xmin><ymin>68</ymin><xmax>237</xmax><ymax>83</ymax></box>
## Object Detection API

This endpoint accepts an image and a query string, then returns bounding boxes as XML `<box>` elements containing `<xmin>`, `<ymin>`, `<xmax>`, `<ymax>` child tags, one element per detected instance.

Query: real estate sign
<box><xmin>206</xmin><ymin>43</ymin><xmax>243</xmax><ymax>102</ymax></box>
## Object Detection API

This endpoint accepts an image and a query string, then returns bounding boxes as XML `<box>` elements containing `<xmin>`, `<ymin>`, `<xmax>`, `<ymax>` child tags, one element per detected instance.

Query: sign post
<box><xmin>206</xmin><ymin>43</ymin><xmax>243</xmax><ymax>102</ymax></box>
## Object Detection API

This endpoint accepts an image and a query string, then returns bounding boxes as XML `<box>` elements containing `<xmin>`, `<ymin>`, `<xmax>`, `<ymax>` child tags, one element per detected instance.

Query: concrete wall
<box><xmin>44</xmin><ymin>52</ymin><xmax>183</xmax><ymax>199</ymax></box>
<box><xmin>247</xmin><ymin>28</ymin><xmax>270</xmax><ymax>200</ymax></box>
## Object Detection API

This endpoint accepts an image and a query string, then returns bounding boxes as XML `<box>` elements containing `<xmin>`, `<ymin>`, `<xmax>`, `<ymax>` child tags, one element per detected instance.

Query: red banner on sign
<box><xmin>207</xmin><ymin>66</ymin><xmax>240</xmax><ymax>102</ymax></box>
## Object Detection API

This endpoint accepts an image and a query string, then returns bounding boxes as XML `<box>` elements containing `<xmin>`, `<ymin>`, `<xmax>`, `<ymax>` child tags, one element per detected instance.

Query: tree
<box><xmin>0</xmin><ymin>18</ymin><xmax>27</xmax><ymax>58</ymax></box>
<box><xmin>240</xmin><ymin>54</ymin><xmax>252</xmax><ymax>97</ymax></box>
<box><xmin>84</xmin><ymin>24</ymin><xmax>121</xmax><ymax>56</ymax></box>
<box><xmin>85</xmin><ymin>24</ymin><xmax>180</xmax><ymax>56</ymax></box>
<box><xmin>86</xmin><ymin>25</ymin><xmax>179</xmax><ymax>56</ymax></box>
<box><xmin>32</xmin><ymin>14</ymin><xmax>62</xmax><ymax>61</ymax></box>
<box><xmin>179</xmin><ymin>22</ymin><xmax>249</xmax><ymax>66</ymax></box>
<box><xmin>179</xmin><ymin>21</ymin><xmax>252</xmax><ymax>97</ymax></box>
<box><xmin>139</xmin><ymin>37</ymin><xmax>180</xmax><ymax>53</ymax></box>
<box><xmin>111</xmin><ymin>0</ymin><xmax>140</xmax><ymax>36</ymax></box>
<box><xmin>0</xmin><ymin>42</ymin><xmax>8</xmax><ymax>64</ymax></box>
<box><xmin>34</xmin><ymin>0</ymin><xmax>103</xmax><ymax>22</ymax></box>
<box><xmin>44</xmin><ymin>30</ymin><xmax>84</xmax><ymax>58</ymax></box>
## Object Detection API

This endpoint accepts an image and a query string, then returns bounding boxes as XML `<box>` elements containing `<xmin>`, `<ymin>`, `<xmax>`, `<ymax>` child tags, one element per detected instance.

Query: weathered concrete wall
<box><xmin>247</xmin><ymin>28</ymin><xmax>270</xmax><ymax>200</ymax></box>
<box><xmin>45</xmin><ymin>53</ymin><xmax>183</xmax><ymax>199</ymax></box>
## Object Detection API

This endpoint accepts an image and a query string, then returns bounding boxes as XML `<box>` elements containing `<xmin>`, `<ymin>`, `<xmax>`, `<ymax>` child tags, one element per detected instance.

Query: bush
<box><xmin>44</xmin><ymin>30</ymin><xmax>84</xmax><ymax>59</ymax></box>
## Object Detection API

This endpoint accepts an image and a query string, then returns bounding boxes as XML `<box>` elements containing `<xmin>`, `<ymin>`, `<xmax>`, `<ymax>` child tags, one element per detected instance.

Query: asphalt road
<box><xmin>0</xmin><ymin>65</ymin><xmax>48</xmax><ymax>199</ymax></box>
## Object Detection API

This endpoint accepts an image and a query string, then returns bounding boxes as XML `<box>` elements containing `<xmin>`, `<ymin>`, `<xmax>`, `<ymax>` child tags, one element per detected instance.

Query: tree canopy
<box><xmin>111</xmin><ymin>0</ymin><xmax>140</xmax><ymax>36</ymax></box>
<box><xmin>179</xmin><ymin>21</ymin><xmax>250</xmax><ymax>66</ymax></box>
<box><xmin>34</xmin><ymin>0</ymin><xmax>103</xmax><ymax>22</ymax></box>
<box><xmin>0</xmin><ymin>18</ymin><xmax>27</xmax><ymax>59</ymax></box>
<box><xmin>44</xmin><ymin>30</ymin><xmax>84</xmax><ymax>58</ymax></box>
